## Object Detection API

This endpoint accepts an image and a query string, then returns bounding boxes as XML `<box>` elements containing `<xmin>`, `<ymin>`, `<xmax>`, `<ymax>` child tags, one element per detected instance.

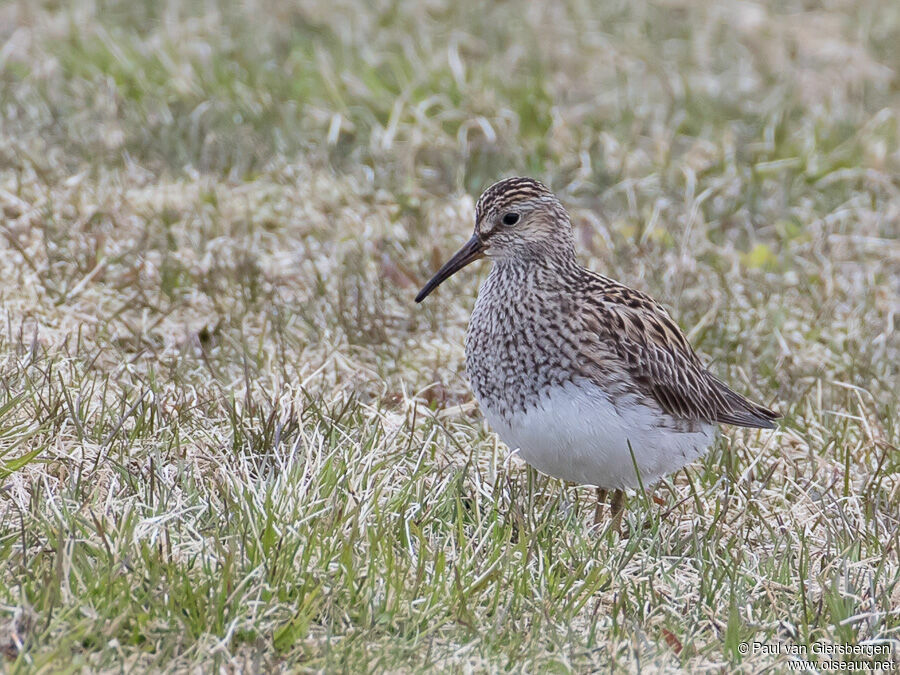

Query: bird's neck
<box><xmin>487</xmin><ymin>250</ymin><xmax>581</xmax><ymax>289</ymax></box>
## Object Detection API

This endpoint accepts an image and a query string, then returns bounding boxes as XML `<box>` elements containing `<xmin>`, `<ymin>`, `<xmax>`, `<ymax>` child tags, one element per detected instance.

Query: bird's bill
<box><xmin>415</xmin><ymin>235</ymin><xmax>485</xmax><ymax>303</ymax></box>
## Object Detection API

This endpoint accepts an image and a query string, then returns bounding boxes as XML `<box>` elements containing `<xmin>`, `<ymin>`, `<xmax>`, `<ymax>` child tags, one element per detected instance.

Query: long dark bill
<box><xmin>415</xmin><ymin>235</ymin><xmax>485</xmax><ymax>303</ymax></box>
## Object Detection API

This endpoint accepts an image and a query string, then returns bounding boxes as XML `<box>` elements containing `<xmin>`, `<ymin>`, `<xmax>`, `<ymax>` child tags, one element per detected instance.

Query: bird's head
<box><xmin>415</xmin><ymin>177</ymin><xmax>575</xmax><ymax>302</ymax></box>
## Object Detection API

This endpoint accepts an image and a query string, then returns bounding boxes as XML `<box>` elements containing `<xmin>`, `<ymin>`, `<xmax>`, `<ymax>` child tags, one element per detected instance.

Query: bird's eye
<box><xmin>501</xmin><ymin>212</ymin><xmax>520</xmax><ymax>226</ymax></box>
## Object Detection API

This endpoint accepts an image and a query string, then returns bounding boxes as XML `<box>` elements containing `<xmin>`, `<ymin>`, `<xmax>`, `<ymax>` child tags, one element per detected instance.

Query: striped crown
<box><xmin>474</xmin><ymin>177</ymin><xmax>554</xmax><ymax>223</ymax></box>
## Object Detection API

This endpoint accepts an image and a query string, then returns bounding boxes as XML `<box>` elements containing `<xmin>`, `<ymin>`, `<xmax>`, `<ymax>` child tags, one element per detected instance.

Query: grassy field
<box><xmin>1</xmin><ymin>0</ymin><xmax>898</xmax><ymax>671</ymax></box>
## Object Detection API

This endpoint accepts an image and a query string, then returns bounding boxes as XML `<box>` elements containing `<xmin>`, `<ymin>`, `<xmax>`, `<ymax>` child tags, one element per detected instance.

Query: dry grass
<box><xmin>1</xmin><ymin>0</ymin><xmax>898</xmax><ymax>671</ymax></box>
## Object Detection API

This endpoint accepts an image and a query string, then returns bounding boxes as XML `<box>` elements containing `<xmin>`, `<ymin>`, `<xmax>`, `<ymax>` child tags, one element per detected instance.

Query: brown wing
<box><xmin>584</xmin><ymin>285</ymin><xmax>779</xmax><ymax>429</ymax></box>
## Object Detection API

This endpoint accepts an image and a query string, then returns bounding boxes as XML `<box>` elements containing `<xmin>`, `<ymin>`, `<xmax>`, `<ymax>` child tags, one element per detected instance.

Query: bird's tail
<box><xmin>709</xmin><ymin>376</ymin><xmax>780</xmax><ymax>429</ymax></box>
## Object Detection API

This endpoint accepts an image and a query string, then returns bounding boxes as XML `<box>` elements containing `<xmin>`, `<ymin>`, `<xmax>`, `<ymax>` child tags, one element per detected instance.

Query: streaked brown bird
<box><xmin>416</xmin><ymin>177</ymin><xmax>778</xmax><ymax>524</ymax></box>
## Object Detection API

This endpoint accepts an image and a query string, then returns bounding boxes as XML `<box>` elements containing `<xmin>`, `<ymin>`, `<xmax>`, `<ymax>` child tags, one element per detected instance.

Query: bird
<box><xmin>415</xmin><ymin>176</ymin><xmax>779</xmax><ymax>526</ymax></box>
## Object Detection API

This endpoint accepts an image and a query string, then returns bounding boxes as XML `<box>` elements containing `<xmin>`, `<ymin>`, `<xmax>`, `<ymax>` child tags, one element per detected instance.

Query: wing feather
<box><xmin>583</xmin><ymin>285</ymin><xmax>779</xmax><ymax>429</ymax></box>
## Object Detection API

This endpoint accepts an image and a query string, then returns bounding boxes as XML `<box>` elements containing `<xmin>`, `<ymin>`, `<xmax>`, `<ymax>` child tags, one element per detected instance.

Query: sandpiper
<box><xmin>416</xmin><ymin>177</ymin><xmax>778</xmax><ymax>523</ymax></box>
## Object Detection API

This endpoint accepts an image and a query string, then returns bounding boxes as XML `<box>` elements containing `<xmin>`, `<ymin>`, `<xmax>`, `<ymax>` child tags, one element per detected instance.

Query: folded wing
<box><xmin>583</xmin><ymin>285</ymin><xmax>779</xmax><ymax>430</ymax></box>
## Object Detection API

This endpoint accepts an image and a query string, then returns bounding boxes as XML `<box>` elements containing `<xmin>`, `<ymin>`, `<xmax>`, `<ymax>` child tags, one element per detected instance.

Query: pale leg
<box><xmin>594</xmin><ymin>488</ymin><xmax>608</xmax><ymax>525</ymax></box>
<box><xmin>610</xmin><ymin>489</ymin><xmax>625</xmax><ymax>532</ymax></box>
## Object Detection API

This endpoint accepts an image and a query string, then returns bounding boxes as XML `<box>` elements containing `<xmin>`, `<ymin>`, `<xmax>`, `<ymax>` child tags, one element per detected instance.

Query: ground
<box><xmin>0</xmin><ymin>0</ymin><xmax>898</xmax><ymax>671</ymax></box>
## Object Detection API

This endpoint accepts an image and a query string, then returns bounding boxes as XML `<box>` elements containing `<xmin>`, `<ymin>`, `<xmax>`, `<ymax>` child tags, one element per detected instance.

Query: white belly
<box><xmin>479</xmin><ymin>380</ymin><xmax>715</xmax><ymax>489</ymax></box>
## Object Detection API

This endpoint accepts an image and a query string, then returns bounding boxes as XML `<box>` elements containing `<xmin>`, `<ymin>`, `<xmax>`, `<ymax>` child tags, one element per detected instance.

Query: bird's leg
<box><xmin>610</xmin><ymin>489</ymin><xmax>625</xmax><ymax>532</ymax></box>
<box><xmin>594</xmin><ymin>488</ymin><xmax>608</xmax><ymax>526</ymax></box>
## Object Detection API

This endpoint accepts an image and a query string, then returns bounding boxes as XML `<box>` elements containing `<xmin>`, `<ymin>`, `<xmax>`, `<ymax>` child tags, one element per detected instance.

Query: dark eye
<box><xmin>501</xmin><ymin>212</ymin><xmax>520</xmax><ymax>226</ymax></box>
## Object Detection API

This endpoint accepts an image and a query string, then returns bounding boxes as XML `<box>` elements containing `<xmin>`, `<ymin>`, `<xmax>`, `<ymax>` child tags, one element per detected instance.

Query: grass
<box><xmin>0</xmin><ymin>0</ymin><xmax>898</xmax><ymax>671</ymax></box>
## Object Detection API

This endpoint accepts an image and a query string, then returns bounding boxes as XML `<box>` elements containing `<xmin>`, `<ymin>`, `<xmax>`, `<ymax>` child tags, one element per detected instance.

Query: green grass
<box><xmin>1</xmin><ymin>0</ymin><xmax>898</xmax><ymax>671</ymax></box>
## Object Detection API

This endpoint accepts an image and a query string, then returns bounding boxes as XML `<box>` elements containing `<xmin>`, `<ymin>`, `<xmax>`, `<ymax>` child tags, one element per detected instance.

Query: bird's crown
<box><xmin>474</xmin><ymin>177</ymin><xmax>554</xmax><ymax>223</ymax></box>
